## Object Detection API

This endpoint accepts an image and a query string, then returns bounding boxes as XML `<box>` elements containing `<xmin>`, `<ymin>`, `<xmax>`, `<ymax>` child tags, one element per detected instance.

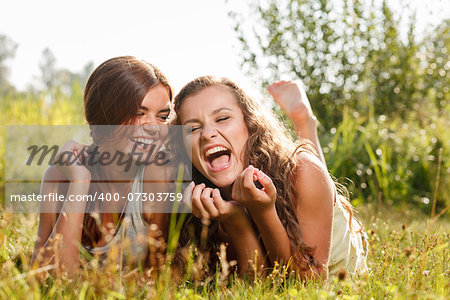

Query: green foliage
<box><xmin>229</xmin><ymin>0</ymin><xmax>449</xmax><ymax>127</ymax></box>
<box><xmin>320</xmin><ymin>106</ymin><xmax>449</xmax><ymax>212</ymax></box>
<box><xmin>0</xmin><ymin>86</ymin><xmax>86</xmax><ymax>201</ymax></box>
<box><xmin>229</xmin><ymin>0</ymin><xmax>449</xmax><ymax>211</ymax></box>
<box><xmin>0</xmin><ymin>34</ymin><xmax>18</xmax><ymax>96</ymax></box>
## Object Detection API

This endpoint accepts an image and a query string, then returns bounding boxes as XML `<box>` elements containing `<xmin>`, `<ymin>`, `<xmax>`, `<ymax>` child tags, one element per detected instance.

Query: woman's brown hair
<box><xmin>84</xmin><ymin>56</ymin><xmax>172</xmax><ymax>126</ymax></box>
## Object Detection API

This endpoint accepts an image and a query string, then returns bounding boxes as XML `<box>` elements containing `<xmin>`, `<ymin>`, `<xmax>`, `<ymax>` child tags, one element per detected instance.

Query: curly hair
<box><xmin>173</xmin><ymin>76</ymin><xmax>328</xmax><ymax>269</ymax></box>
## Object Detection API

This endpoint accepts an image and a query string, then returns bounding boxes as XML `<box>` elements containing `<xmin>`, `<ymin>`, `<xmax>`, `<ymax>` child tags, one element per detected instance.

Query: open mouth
<box><xmin>129</xmin><ymin>137</ymin><xmax>154</xmax><ymax>150</ymax></box>
<box><xmin>204</xmin><ymin>146</ymin><xmax>232</xmax><ymax>171</ymax></box>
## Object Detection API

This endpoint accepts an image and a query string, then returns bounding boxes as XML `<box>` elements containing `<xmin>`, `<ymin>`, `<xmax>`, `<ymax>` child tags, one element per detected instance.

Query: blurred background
<box><xmin>1</xmin><ymin>0</ymin><xmax>449</xmax><ymax>215</ymax></box>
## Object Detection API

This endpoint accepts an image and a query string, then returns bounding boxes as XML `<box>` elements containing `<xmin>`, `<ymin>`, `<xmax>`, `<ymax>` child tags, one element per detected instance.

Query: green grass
<box><xmin>0</xmin><ymin>204</ymin><xmax>448</xmax><ymax>299</ymax></box>
<box><xmin>1</xmin><ymin>88</ymin><xmax>449</xmax><ymax>298</ymax></box>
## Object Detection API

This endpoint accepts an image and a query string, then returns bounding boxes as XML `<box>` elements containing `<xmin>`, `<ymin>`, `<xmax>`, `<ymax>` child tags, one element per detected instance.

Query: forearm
<box><xmin>250</xmin><ymin>207</ymin><xmax>291</xmax><ymax>265</ymax></box>
<box><xmin>39</xmin><ymin>181</ymin><xmax>89</xmax><ymax>273</ymax></box>
<box><xmin>222</xmin><ymin>212</ymin><xmax>267</xmax><ymax>276</ymax></box>
<box><xmin>250</xmin><ymin>206</ymin><xmax>326</xmax><ymax>279</ymax></box>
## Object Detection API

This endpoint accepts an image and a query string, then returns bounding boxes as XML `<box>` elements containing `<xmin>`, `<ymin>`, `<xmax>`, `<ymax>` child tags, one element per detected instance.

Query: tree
<box><xmin>0</xmin><ymin>35</ymin><xmax>18</xmax><ymax>95</ymax></box>
<box><xmin>229</xmin><ymin>0</ymin><xmax>447</xmax><ymax>129</ymax></box>
<box><xmin>39</xmin><ymin>47</ymin><xmax>57</xmax><ymax>92</ymax></box>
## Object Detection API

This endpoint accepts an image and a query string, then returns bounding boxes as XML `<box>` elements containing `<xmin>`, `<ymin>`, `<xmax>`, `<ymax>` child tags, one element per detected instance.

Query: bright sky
<box><xmin>1</xmin><ymin>0</ymin><xmax>448</xmax><ymax>96</ymax></box>
<box><xmin>1</xmin><ymin>0</ymin><xmax>259</xmax><ymax>95</ymax></box>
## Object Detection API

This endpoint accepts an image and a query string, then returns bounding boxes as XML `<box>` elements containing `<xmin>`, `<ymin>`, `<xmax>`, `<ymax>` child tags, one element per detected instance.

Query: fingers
<box><xmin>256</xmin><ymin>170</ymin><xmax>277</xmax><ymax>199</ymax></box>
<box><xmin>190</xmin><ymin>184</ymin><xmax>221</xmax><ymax>220</ymax></box>
<box><xmin>232</xmin><ymin>165</ymin><xmax>262</xmax><ymax>202</ymax></box>
<box><xmin>182</xmin><ymin>181</ymin><xmax>195</xmax><ymax>209</ymax></box>
<box><xmin>242</xmin><ymin>165</ymin><xmax>257</xmax><ymax>192</ymax></box>
<box><xmin>191</xmin><ymin>183</ymin><xmax>209</xmax><ymax>219</ymax></box>
<box><xmin>59</xmin><ymin>139</ymin><xmax>86</xmax><ymax>164</ymax></box>
<box><xmin>73</xmin><ymin>144</ymin><xmax>88</xmax><ymax>164</ymax></box>
<box><xmin>200</xmin><ymin>188</ymin><xmax>219</xmax><ymax>219</ymax></box>
<box><xmin>211</xmin><ymin>188</ymin><xmax>226</xmax><ymax>212</ymax></box>
<box><xmin>232</xmin><ymin>164</ymin><xmax>277</xmax><ymax>211</ymax></box>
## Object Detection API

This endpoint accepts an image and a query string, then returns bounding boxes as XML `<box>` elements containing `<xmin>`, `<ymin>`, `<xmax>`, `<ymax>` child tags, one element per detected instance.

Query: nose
<box><xmin>139</xmin><ymin>116</ymin><xmax>160</xmax><ymax>138</ymax></box>
<box><xmin>200</xmin><ymin>123</ymin><xmax>218</xmax><ymax>140</ymax></box>
<box><xmin>142</xmin><ymin>124</ymin><xmax>160</xmax><ymax>136</ymax></box>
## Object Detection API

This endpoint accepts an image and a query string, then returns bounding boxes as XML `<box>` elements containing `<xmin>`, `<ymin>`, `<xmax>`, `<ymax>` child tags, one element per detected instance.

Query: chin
<box><xmin>211</xmin><ymin>179</ymin><xmax>234</xmax><ymax>188</ymax></box>
<box><xmin>208</xmin><ymin>172</ymin><xmax>238</xmax><ymax>188</ymax></box>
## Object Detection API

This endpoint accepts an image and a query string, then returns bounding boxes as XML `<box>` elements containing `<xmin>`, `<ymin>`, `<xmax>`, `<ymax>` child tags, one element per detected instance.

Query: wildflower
<box><xmin>337</xmin><ymin>268</ymin><xmax>347</xmax><ymax>280</ymax></box>
<box><xmin>404</xmin><ymin>247</ymin><xmax>414</xmax><ymax>257</ymax></box>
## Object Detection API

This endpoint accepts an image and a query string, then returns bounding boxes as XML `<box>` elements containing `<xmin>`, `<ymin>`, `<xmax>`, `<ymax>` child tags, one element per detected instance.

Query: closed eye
<box><xmin>184</xmin><ymin>125</ymin><xmax>200</xmax><ymax>134</ymax></box>
<box><xmin>158</xmin><ymin>114</ymin><xmax>170</xmax><ymax>121</ymax></box>
<box><xmin>216</xmin><ymin>116</ymin><xmax>230</xmax><ymax>122</ymax></box>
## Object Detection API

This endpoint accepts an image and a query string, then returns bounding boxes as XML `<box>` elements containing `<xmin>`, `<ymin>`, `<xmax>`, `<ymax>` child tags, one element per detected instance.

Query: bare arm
<box><xmin>31</xmin><ymin>166</ymin><xmax>65</xmax><ymax>266</ymax></box>
<box><xmin>31</xmin><ymin>140</ymin><xmax>90</xmax><ymax>275</ymax></box>
<box><xmin>31</xmin><ymin>167</ymin><xmax>90</xmax><ymax>274</ymax></box>
<box><xmin>233</xmin><ymin>155</ymin><xmax>334</xmax><ymax>279</ymax></box>
<box><xmin>220</xmin><ymin>209</ymin><xmax>267</xmax><ymax>276</ymax></box>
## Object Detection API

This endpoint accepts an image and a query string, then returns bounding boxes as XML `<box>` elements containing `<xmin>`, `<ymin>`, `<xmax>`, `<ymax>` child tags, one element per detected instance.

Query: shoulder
<box><xmin>40</xmin><ymin>166</ymin><xmax>68</xmax><ymax>214</ymax></box>
<box><xmin>42</xmin><ymin>164</ymin><xmax>67</xmax><ymax>181</ymax></box>
<box><xmin>292</xmin><ymin>151</ymin><xmax>335</xmax><ymax>213</ymax></box>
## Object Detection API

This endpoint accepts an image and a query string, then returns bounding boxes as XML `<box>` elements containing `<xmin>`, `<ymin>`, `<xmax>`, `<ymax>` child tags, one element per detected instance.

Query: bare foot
<box><xmin>267</xmin><ymin>80</ymin><xmax>316</xmax><ymax>127</ymax></box>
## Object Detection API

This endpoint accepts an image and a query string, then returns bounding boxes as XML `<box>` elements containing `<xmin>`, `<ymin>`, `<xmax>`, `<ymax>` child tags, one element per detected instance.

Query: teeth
<box><xmin>205</xmin><ymin>146</ymin><xmax>228</xmax><ymax>157</ymax></box>
<box><xmin>130</xmin><ymin>138</ymin><xmax>154</xmax><ymax>145</ymax></box>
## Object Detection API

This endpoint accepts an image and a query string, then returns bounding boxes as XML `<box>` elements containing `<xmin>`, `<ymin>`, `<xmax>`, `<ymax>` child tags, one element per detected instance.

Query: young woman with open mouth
<box><xmin>31</xmin><ymin>56</ymin><xmax>174</xmax><ymax>274</ymax></box>
<box><xmin>174</xmin><ymin>76</ymin><xmax>368</xmax><ymax>279</ymax></box>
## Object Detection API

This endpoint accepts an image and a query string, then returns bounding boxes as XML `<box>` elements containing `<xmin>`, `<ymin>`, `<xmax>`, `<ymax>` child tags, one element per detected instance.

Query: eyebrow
<box><xmin>139</xmin><ymin>106</ymin><xmax>171</xmax><ymax>113</ymax></box>
<box><xmin>183</xmin><ymin>107</ymin><xmax>233</xmax><ymax>124</ymax></box>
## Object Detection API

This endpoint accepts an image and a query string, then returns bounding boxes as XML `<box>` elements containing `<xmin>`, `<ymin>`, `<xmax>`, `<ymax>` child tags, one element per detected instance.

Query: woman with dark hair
<box><xmin>174</xmin><ymin>77</ymin><xmax>368</xmax><ymax>279</ymax></box>
<box><xmin>31</xmin><ymin>56</ymin><xmax>174</xmax><ymax>274</ymax></box>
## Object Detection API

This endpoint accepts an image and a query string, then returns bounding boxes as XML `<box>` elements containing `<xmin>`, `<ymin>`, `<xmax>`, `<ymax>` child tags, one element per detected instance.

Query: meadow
<box><xmin>0</xmin><ymin>88</ymin><xmax>448</xmax><ymax>299</ymax></box>
<box><xmin>0</xmin><ymin>0</ymin><xmax>449</xmax><ymax>296</ymax></box>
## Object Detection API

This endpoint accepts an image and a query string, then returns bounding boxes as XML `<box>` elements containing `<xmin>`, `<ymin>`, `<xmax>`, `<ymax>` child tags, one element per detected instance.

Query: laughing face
<box><xmin>113</xmin><ymin>84</ymin><xmax>171</xmax><ymax>157</ymax></box>
<box><xmin>179</xmin><ymin>85</ymin><xmax>249</xmax><ymax>188</ymax></box>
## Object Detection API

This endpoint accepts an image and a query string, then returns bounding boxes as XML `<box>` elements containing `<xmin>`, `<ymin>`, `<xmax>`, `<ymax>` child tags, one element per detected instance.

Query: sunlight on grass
<box><xmin>0</xmin><ymin>203</ymin><xmax>448</xmax><ymax>298</ymax></box>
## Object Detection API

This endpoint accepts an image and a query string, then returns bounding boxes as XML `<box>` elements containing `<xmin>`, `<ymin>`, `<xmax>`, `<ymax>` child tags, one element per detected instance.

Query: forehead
<box><xmin>141</xmin><ymin>84</ymin><xmax>171</xmax><ymax>109</ymax></box>
<box><xmin>180</xmin><ymin>85</ymin><xmax>240</xmax><ymax>115</ymax></box>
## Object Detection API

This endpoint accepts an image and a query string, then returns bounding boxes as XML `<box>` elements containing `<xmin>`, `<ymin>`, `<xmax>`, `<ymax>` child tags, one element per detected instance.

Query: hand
<box><xmin>231</xmin><ymin>165</ymin><xmax>277</xmax><ymax>213</ymax></box>
<box><xmin>54</xmin><ymin>139</ymin><xmax>90</xmax><ymax>181</ymax></box>
<box><xmin>183</xmin><ymin>182</ymin><xmax>244</xmax><ymax>223</ymax></box>
<box><xmin>267</xmin><ymin>80</ymin><xmax>316</xmax><ymax>127</ymax></box>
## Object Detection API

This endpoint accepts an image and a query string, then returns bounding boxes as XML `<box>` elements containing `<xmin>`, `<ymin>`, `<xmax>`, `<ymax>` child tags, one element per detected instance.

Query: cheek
<box><xmin>235</xmin><ymin>128</ymin><xmax>249</xmax><ymax>163</ymax></box>
<box><xmin>182</xmin><ymin>135</ymin><xmax>194</xmax><ymax>161</ymax></box>
<box><xmin>160</xmin><ymin>126</ymin><xmax>169</xmax><ymax>139</ymax></box>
